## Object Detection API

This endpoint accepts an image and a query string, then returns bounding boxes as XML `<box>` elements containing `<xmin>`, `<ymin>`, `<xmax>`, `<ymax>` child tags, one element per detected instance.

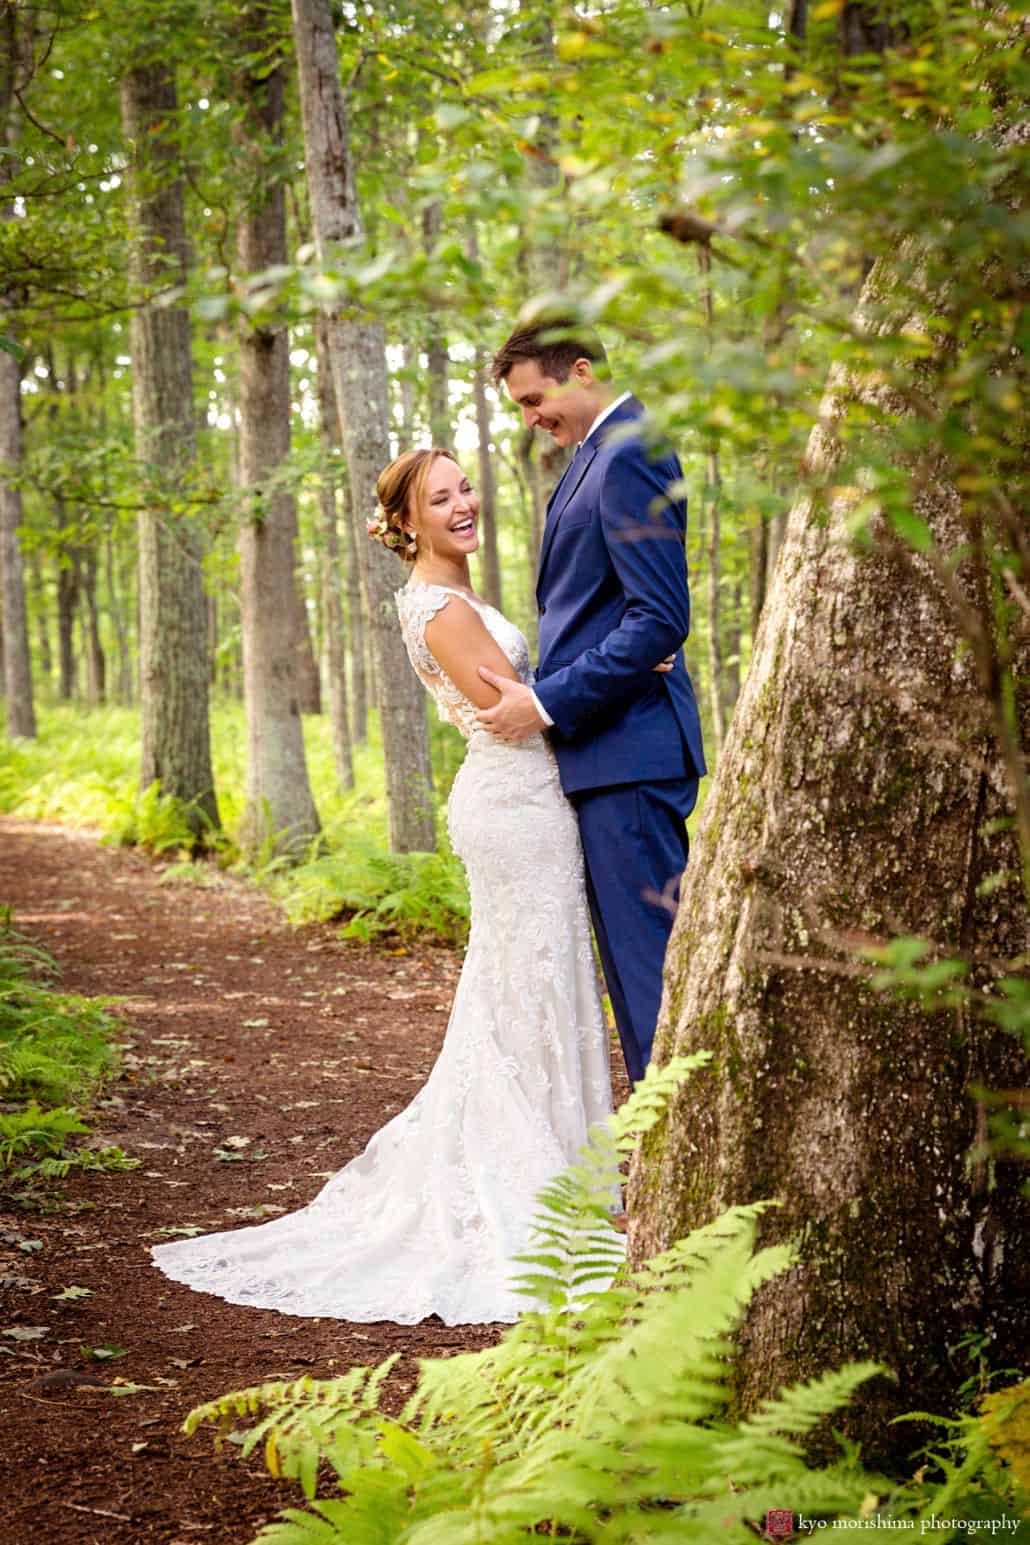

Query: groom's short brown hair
<box><xmin>491</xmin><ymin>317</ymin><xmax>608</xmax><ymax>385</ymax></box>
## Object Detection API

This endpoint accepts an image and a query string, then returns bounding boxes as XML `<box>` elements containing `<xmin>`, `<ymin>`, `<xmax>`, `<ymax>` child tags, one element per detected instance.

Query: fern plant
<box><xmin>186</xmin><ymin>1057</ymin><xmax>936</xmax><ymax>1544</ymax></box>
<box><xmin>0</xmin><ymin>913</ymin><xmax>127</xmax><ymax>1176</ymax></box>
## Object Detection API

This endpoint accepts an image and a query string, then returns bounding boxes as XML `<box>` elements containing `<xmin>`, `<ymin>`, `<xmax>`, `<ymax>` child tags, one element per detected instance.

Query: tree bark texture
<box><xmin>291</xmin><ymin>571</ymin><xmax>322</xmax><ymax>715</ymax></box>
<box><xmin>121</xmin><ymin>62</ymin><xmax>218</xmax><ymax>830</ymax></box>
<box><xmin>421</xmin><ymin>201</ymin><xmax>450</xmax><ymax>448</ymax></box>
<box><xmin>314</xmin><ymin>317</ymin><xmax>354</xmax><ymax>791</ymax></box>
<box><xmin>629</xmin><ymin>269</ymin><xmax>1030</xmax><ymax>1460</ymax></box>
<box><xmin>82</xmin><ymin>547</ymin><xmax>105</xmax><ymax>705</ymax></box>
<box><xmin>292</xmin><ymin>0</ymin><xmax>434</xmax><ymax>852</ymax></box>
<box><xmin>56</xmin><ymin>541</ymin><xmax>79</xmax><ymax>701</ymax></box>
<box><xmin>0</xmin><ymin>6</ymin><xmax>36</xmax><ymax>738</ymax></box>
<box><xmin>234</xmin><ymin>10</ymin><xmax>320</xmax><ymax>860</ymax></box>
<box><xmin>341</xmin><ymin>475</ymin><xmax>367</xmax><ymax>744</ymax></box>
<box><xmin>473</xmin><ymin>366</ymin><xmax>503</xmax><ymax>612</ymax></box>
<box><xmin>0</xmin><ymin>336</ymin><xmax>35</xmax><ymax>736</ymax></box>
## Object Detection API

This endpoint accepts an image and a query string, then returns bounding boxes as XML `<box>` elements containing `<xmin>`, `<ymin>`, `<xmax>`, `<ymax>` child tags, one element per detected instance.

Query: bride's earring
<box><xmin>404</xmin><ymin>527</ymin><xmax>418</xmax><ymax>556</ymax></box>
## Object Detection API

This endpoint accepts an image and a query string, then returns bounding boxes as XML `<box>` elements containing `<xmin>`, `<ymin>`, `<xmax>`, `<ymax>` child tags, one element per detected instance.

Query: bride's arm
<box><xmin>424</xmin><ymin>598</ymin><xmax>521</xmax><ymax>710</ymax></box>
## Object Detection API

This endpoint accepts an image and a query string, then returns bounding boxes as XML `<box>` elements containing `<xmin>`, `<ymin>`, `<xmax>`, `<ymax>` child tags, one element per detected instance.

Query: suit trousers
<box><xmin>570</xmin><ymin>777</ymin><xmax>699</xmax><ymax>1085</ymax></box>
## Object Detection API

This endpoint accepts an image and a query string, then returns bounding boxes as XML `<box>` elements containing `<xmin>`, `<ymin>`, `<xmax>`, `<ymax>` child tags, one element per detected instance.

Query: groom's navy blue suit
<box><xmin>532</xmin><ymin>395</ymin><xmax>705</xmax><ymax>1083</ymax></box>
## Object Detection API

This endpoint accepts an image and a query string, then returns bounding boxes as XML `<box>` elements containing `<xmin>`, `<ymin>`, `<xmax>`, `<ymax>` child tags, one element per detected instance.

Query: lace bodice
<box><xmin>396</xmin><ymin>581</ymin><xmax>533</xmax><ymax>739</ymax></box>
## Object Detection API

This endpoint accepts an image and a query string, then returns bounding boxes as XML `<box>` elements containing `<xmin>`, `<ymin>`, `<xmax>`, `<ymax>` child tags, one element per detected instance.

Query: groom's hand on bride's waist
<box><xmin>476</xmin><ymin>669</ymin><xmax>548</xmax><ymax>742</ymax></box>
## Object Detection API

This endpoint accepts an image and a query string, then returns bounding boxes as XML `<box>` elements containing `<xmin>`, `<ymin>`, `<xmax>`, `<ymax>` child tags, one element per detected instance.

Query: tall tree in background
<box><xmin>121</xmin><ymin>56</ymin><xmax>218</xmax><ymax>829</ymax></box>
<box><xmin>469</xmin><ymin>228</ymin><xmax>502</xmax><ymax>610</ymax></box>
<box><xmin>234</xmin><ymin>4</ymin><xmax>320</xmax><ymax>858</ymax></box>
<box><xmin>0</xmin><ymin>6</ymin><xmax>37</xmax><ymax>738</ymax></box>
<box><xmin>314</xmin><ymin>315</ymin><xmax>354</xmax><ymax>792</ymax></box>
<box><xmin>291</xmin><ymin>0</ymin><xmax>435</xmax><ymax>852</ymax></box>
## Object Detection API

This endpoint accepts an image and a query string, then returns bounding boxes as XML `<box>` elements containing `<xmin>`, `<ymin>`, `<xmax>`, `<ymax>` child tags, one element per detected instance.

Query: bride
<box><xmin>150</xmin><ymin>446</ymin><xmax>620</xmax><ymax>1326</ymax></box>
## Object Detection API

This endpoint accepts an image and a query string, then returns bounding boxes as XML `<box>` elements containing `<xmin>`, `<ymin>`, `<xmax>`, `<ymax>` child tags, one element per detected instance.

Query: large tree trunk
<box><xmin>0</xmin><ymin>8</ymin><xmax>36</xmax><ymax>739</ymax></box>
<box><xmin>629</xmin><ymin>264</ymin><xmax>1030</xmax><ymax>1461</ymax></box>
<box><xmin>121</xmin><ymin>62</ymin><xmax>218</xmax><ymax>831</ymax></box>
<box><xmin>314</xmin><ymin>317</ymin><xmax>354</xmax><ymax>791</ymax></box>
<box><xmin>291</xmin><ymin>0</ymin><xmax>434</xmax><ymax>852</ymax></box>
<box><xmin>234</xmin><ymin>8</ymin><xmax>320</xmax><ymax>860</ymax></box>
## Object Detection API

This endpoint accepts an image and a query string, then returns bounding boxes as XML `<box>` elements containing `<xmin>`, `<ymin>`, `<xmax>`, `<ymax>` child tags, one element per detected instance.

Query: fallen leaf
<box><xmin>81</xmin><ymin>1343</ymin><xmax>128</xmax><ymax>1361</ymax></box>
<box><xmin>52</xmin><ymin>1286</ymin><xmax>94</xmax><ymax>1302</ymax></box>
<box><xmin>0</xmin><ymin>1231</ymin><xmax>43</xmax><ymax>1254</ymax></box>
<box><xmin>2</xmin><ymin>1325</ymin><xmax>49</xmax><ymax>1341</ymax></box>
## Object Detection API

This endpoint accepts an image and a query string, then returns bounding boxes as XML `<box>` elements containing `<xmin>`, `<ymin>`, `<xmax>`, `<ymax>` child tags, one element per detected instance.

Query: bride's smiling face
<box><xmin>407</xmin><ymin>456</ymin><xmax>480</xmax><ymax>561</ymax></box>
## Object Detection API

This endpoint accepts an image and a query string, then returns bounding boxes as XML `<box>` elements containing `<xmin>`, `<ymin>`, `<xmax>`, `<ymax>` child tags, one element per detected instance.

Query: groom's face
<box><xmin>504</xmin><ymin>358</ymin><xmax>596</xmax><ymax>449</ymax></box>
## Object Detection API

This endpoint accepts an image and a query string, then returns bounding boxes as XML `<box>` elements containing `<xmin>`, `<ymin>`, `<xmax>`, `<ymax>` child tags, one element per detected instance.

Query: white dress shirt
<box><xmin>530</xmin><ymin>391</ymin><xmax>634</xmax><ymax>728</ymax></box>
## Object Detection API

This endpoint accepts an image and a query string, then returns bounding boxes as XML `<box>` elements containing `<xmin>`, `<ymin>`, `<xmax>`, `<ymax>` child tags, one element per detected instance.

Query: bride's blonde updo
<box><xmin>370</xmin><ymin>446</ymin><xmax>457</xmax><ymax>563</ymax></box>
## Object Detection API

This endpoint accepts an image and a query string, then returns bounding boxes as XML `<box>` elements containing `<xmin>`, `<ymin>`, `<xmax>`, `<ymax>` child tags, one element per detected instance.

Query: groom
<box><xmin>477</xmin><ymin>318</ymin><xmax>706</xmax><ymax>1085</ymax></box>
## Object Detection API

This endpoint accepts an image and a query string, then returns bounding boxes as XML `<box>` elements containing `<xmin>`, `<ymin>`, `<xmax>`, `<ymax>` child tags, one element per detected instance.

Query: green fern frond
<box><xmin>184</xmin><ymin>1053</ymin><xmax>981</xmax><ymax>1545</ymax></box>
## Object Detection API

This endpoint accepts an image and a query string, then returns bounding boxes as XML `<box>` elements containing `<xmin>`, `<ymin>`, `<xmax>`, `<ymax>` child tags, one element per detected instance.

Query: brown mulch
<box><xmin>0</xmin><ymin>816</ymin><xmax>517</xmax><ymax>1545</ymax></box>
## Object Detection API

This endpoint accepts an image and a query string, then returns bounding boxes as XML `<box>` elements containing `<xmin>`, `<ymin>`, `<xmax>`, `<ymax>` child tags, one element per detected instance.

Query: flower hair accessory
<box><xmin>366</xmin><ymin>505</ymin><xmax>416</xmax><ymax>555</ymax></box>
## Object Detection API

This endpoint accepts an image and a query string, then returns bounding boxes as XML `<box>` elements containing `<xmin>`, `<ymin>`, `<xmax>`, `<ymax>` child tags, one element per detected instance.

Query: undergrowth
<box><xmin>184</xmin><ymin>1059</ymin><xmax>1029</xmax><ymax>1543</ymax></box>
<box><xmin>0</xmin><ymin>910</ymin><xmax>136</xmax><ymax>1183</ymax></box>
<box><xmin>0</xmin><ymin>702</ymin><xmax>471</xmax><ymax>942</ymax></box>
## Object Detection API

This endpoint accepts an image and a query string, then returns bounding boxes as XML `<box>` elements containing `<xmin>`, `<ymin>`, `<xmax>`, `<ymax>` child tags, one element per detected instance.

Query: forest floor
<box><xmin>0</xmin><ymin>816</ymin><xmax>570</xmax><ymax>1545</ymax></box>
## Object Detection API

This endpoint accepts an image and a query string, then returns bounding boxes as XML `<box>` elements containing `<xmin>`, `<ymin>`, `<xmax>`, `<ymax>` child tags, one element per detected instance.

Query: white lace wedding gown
<box><xmin>150</xmin><ymin>581</ymin><xmax>617</xmax><ymax>1324</ymax></box>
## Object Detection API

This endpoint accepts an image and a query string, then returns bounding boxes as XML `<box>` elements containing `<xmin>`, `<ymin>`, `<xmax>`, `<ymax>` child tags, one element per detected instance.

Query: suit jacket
<box><xmin>532</xmin><ymin>395</ymin><xmax>706</xmax><ymax>795</ymax></box>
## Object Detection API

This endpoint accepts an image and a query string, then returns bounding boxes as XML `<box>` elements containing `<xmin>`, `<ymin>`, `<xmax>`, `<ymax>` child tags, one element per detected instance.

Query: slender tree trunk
<box><xmin>121</xmin><ymin>61</ymin><xmax>218</xmax><ymax>831</ymax></box>
<box><xmin>468</xmin><ymin>226</ymin><xmax>503</xmax><ymax>612</ymax></box>
<box><xmin>27</xmin><ymin>548</ymin><xmax>51</xmax><ymax>692</ymax></box>
<box><xmin>421</xmin><ymin>202</ymin><xmax>450</xmax><ymax>446</ymax></box>
<box><xmin>56</xmin><ymin>541</ymin><xmax>80</xmax><ymax>702</ymax></box>
<box><xmin>629</xmin><ymin>261</ymin><xmax>1030</xmax><ymax>1461</ymax></box>
<box><xmin>721</xmin><ymin>577</ymin><xmax>742</xmax><ymax>722</ymax></box>
<box><xmin>341</xmin><ymin>476</ymin><xmax>367</xmax><ymax>744</ymax></box>
<box><xmin>749</xmin><ymin>516</ymin><xmax>769</xmax><ymax>637</ymax></box>
<box><xmin>234</xmin><ymin>8</ymin><xmax>320</xmax><ymax>859</ymax></box>
<box><xmin>0</xmin><ymin>335</ymin><xmax>35</xmax><ymax>736</ymax></box>
<box><xmin>104</xmin><ymin>529</ymin><xmax>133</xmax><ymax>705</ymax></box>
<box><xmin>82</xmin><ymin>546</ymin><xmax>105</xmax><ymax>705</ymax></box>
<box><xmin>0</xmin><ymin>8</ymin><xmax>36</xmax><ymax>737</ymax></box>
<box><xmin>705</xmin><ymin>462</ymin><xmax>726</xmax><ymax>757</ymax></box>
<box><xmin>473</xmin><ymin>371</ymin><xmax>503</xmax><ymax>612</ymax></box>
<box><xmin>291</xmin><ymin>568</ymin><xmax>322</xmax><ymax>714</ymax></box>
<box><xmin>314</xmin><ymin>317</ymin><xmax>354</xmax><ymax>790</ymax></box>
<box><xmin>399</xmin><ymin>340</ymin><xmax>416</xmax><ymax>446</ymax></box>
<box><xmin>292</xmin><ymin>0</ymin><xmax>434</xmax><ymax>852</ymax></box>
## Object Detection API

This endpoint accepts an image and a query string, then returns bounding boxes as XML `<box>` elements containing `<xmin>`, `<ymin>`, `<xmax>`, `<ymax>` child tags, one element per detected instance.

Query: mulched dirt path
<box><xmin>0</xmin><ymin>817</ymin><xmax>521</xmax><ymax>1544</ymax></box>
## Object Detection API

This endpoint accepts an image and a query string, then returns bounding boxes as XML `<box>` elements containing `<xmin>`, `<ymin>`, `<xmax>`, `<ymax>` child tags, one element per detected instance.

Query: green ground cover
<box><xmin>0</xmin><ymin>913</ymin><xmax>135</xmax><ymax>1180</ymax></box>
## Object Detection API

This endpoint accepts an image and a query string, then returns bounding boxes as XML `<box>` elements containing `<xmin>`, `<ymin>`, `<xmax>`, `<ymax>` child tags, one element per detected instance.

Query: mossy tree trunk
<box><xmin>234</xmin><ymin>4</ymin><xmax>320</xmax><ymax>861</ymax></box>
<box><xmin>629</xmin><ymin>265</ymin><xmax>1029</xmax><ymax>1460</ymax></box>
<box><xmin>121</xmin><ymin>61</ymin><xmax>218</xmax><ymax>831</ymax></box>
<box><xmin>291</xmin><ymin>0</ymin><xmax>434</xmax><ymax>852</ymax></box>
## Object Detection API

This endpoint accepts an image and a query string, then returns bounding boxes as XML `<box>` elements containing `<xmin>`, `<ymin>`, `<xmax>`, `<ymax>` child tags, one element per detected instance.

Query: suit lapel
<box><xmin>537</xmin><ymin>440</ymin><xmax>598</xmax><ymax>586</ymax></box>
